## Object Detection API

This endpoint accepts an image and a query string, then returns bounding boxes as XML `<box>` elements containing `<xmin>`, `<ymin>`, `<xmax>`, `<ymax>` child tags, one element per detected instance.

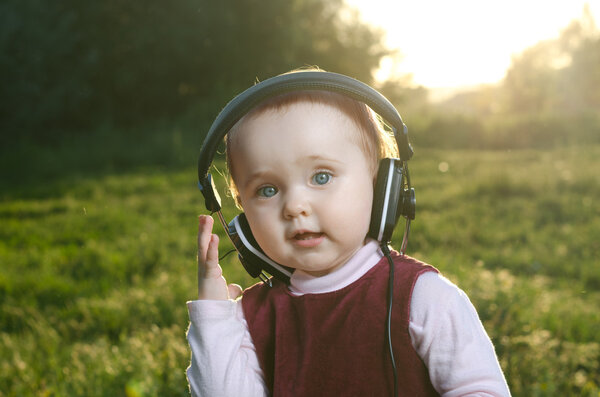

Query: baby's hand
<box><xmin>197</xmin><ymin>215</ymin><xmax>243</xmax><ymax>300</ymax></box>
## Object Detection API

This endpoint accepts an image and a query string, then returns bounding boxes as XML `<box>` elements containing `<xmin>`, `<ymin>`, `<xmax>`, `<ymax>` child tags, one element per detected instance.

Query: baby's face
<box><xmin>230</xmin><ymin>101</ymin><xmax>374</xmax><ymax>276</ymax></box>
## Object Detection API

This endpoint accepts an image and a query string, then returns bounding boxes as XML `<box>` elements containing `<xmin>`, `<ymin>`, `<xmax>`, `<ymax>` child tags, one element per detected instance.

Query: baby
<box><xmin>187</xmin><ymin>73</ymin><xmax>511</xmax><ymax>396</ymax></box>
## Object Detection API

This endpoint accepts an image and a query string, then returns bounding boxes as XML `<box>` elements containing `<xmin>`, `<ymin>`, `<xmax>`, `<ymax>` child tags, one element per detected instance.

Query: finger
<box><xmin>228</xmin><ymin>283</ymin><xmax>243</xmax><ymax>300</ymax></box>
<box><xmin>203</xmin><ymin>234</ymin><xmax>222</xmax><ymax>279</ymax></box>
<box><xmin>197</xmin><ymin>215</ymin><xmax>214</xmax><ymax>264</ymax></box>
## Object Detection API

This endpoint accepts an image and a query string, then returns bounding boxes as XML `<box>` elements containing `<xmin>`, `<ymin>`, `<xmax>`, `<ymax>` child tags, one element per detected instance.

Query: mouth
<box><xmin>290</xmin><ymin>231</ymin><xmax>325</xmax><ymax>247</ymax></box>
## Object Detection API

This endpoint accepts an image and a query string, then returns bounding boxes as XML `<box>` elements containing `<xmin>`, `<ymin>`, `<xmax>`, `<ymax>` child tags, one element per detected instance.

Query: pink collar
<box><xmin>289</xmin><ymin>239</ymin><xmax>383</xmax><ymax>296</ymax></box>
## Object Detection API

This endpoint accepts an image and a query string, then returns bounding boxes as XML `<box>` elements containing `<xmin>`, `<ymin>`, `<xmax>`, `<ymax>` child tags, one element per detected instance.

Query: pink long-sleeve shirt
<box><xmin>186</xmin><ymin>241</ymin><xmax>511</xmax><ymax>396</ymax></box>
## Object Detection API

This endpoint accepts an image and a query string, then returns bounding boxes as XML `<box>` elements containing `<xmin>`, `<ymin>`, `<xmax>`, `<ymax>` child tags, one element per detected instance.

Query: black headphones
<box><xmin>197</xmin><ymin>71</ymin><xmax>416</xmax><ymax>286</ymax></box>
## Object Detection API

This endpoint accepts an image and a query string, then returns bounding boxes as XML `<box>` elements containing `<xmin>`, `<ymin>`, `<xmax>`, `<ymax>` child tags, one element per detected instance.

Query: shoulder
<box><xmin>389</xmin><ymin>254</ymin><xmax>439</xmax><ymax>300</ymax></box>
<box><xmin>410</xmin><ymin>270</ymin><xmax>482</xmax><ymax>334</ymax></box>
<box><xmin>392</xmin><ymin>253</ymin><xmax>439</xmax><ymax>276</ymax></box>
<box><xmin>394</xmin><ymin>255</ymin><xmax>479</xmax><ymax>332</ymax></box>
<box><xmin>413</xmin><ymin>272</ymin><xmax>467</xmax><ymax>306</ymax></box>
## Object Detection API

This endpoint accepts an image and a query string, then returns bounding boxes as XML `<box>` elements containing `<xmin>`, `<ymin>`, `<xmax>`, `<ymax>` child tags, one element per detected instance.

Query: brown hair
<box><xmin>225</xmin><ymin>76</ymin><xmax>398</xmax><ymax>207</ymax></box>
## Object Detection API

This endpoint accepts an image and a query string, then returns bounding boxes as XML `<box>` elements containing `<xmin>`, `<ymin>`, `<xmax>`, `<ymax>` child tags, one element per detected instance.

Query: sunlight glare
<box><xmin>346</xmin><ymin>0</ymin><xmax>600</xmax><ymax>88</ymax></box>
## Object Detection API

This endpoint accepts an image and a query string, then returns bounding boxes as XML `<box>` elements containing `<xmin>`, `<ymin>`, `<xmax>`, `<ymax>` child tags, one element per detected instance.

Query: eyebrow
<box><xmin>239</xmin><ymin>169</ymin><xmax>271</xmax><ymax>190</ymax></box>
<box><xmin>305</xmin><ymin>154</ymin><xmax>344</xmax><ymax>164</ymax></box>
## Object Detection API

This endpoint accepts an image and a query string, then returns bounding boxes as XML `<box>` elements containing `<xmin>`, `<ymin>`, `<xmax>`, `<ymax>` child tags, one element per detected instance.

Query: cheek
<box><xmin>327</xmin><ymin>184</ymin><xmax>373</xmax><ymax>233</ymax></box>
<box><xmin>353</xmin><ymin>189</ymin><xmax>374</xmax><ymax>229</ymax></box>
<box><xmin>243</xmin><ymin>207</ymin><xmax>281</xmax><ymax>253</ymax></box>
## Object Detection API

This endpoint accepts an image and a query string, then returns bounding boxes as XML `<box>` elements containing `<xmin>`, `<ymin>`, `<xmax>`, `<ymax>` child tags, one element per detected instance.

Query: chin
<box><xmin>299</xmin><ymin>259</ymin><xmax>345</xmax><ymax>276</ymax></box>
<box><xmin>298</xmin><ymin>267</ymin><xmax>335</xmax><ymax>277</ymax></box>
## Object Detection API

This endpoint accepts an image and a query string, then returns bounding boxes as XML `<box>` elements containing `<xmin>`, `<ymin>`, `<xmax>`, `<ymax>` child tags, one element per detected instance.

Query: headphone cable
<box><xmin>381</xmin><ymin>244</ymin><xmax>398</xmax><ymax>397</ymax></box>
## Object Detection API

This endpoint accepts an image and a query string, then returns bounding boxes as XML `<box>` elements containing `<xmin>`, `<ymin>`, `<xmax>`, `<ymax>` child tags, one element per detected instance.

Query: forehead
<box><xmin>230</xmin><ymin>102</ymin><xmax>373</xmax><ymax>179</ymax></box>
<box><xmin>229</xmin><ymin>101</ymin><xmax>366</xmax><ymax>155</ymax></box>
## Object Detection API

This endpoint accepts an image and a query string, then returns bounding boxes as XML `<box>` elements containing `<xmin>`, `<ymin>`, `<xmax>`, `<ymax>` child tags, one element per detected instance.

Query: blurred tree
<box><xmin>501</xmin><ymin>4</ymin><xmax>600</xmax><ymax>115</ymax></box>
<box><xmin>411</xmin><ymin>5</ymin><xmax>600</xmax><ymax>150</ymax></box>
<box><xmin>502</xmin><ymin>39</ymin><xmax>560</xmax><ymax>114</ymax></box>
<box><xmin>0</xmin><ymin>0</ymin><xmax>389</xmax><ymax>140</ymax></box>
<box><xmin>556</xmin><ymin>5</ymin><xmax>600</xmax><ymax>113</ymax></box>
<box><xmin>376</xmin><ymin>75</ymin><xmax>428</xmax><ymax>111</ymax></box>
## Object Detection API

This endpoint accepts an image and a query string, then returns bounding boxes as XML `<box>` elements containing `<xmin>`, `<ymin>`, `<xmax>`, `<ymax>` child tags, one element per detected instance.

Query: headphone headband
<box><xmin>197</xmin><ymin>71</ymin><xmax>413</xmax><ymax>212</ymax></box>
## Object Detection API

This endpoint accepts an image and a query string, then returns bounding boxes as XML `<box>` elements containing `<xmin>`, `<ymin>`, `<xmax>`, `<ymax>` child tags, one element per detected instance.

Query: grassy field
<box><xmin>1</xmin><ymin>143</ymin><xmax>599</xmax><ymax>396</ymax></box>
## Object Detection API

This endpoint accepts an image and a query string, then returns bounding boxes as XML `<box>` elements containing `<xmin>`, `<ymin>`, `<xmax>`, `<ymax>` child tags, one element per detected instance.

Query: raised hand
<box><xmin>197</xmin><ymin>215</ymin><xmax>243</xmax><ymax>300</ymax></box>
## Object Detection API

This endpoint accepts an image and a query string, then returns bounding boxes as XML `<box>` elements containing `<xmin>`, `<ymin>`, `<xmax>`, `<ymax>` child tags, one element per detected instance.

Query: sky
<box><xmin>346</xmin><ymin>0</ymin><xmax>600</xmax><ymax>89</ymax></box>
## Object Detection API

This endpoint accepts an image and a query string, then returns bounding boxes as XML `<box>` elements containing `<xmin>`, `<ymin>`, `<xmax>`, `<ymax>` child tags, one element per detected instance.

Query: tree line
<box><xmin>2</xmin><ymin>1</ymin><xmax>598</xmax><ymax>149</ymax></box>
<box><xmin>0</xmin><ymin>0</ymin><xmax>387</xmax><ymax>140</ymax></box>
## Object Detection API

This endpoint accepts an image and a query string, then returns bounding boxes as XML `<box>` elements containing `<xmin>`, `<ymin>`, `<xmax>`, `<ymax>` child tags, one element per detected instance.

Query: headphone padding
<box><xmin>228</xmin><ymin>214</ymin><xmax>293</xmax><ymax>284</ymax></box>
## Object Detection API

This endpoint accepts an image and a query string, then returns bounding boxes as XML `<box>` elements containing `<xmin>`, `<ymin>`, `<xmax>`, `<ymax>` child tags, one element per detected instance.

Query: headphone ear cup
<box><xmin>368</xmin><ymin>158</ymin><xmax>403</xmax><ymax>243</ymax></box>
<box><xmin>227</xmin><ymin>213</ymin><xmax>293</xmax><ymax>284</ymax></box>
<box><xmin>401</xmin><ymin>187</ymin><xmax>416</xmax><ymax>221</ymax></box>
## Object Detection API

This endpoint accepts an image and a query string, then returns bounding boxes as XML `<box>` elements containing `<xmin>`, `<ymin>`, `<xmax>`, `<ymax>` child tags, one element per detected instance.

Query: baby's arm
<box><xmin>186</xmin><ymin>299</ymin><xmax>267</xmax><ymax>396</ymax></box>
<box><xmin>186</xmin><ymin>215</ymin><xmax>268</xmax><ymax>397</ymax></box>
<box><xmin>409</xmin><ymin>272</ymin><xmax>511</xmax><ymax>397</ymax></box>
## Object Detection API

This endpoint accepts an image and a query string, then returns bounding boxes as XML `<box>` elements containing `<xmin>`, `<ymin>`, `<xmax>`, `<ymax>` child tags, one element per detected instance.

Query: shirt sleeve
<box><xmin>186</xmin><ymin>299</ymin><xmax>268</xmax><ymax>397</ymax></box>
<box><xmin>408</xmin><ymin>272</ymin><xmax>511</xmax><ymax>397</ymax></box>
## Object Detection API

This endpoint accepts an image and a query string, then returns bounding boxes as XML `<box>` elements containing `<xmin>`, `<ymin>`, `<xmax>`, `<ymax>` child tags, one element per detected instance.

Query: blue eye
<box><xmin>312</xmin><ymin>172</ymin><xmax>332</xmax><ymax>185</ymax></box>
<box><xmin>257</xmin><ymin>185</ymin><xmax>278</xmax><ymax>198</ymax></box>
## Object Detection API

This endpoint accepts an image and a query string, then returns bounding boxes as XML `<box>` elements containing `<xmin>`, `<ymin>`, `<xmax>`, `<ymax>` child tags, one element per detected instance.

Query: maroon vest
<box><xmin>242</xmin><ymin>251</ymin><xmax>440</xmax><ymax>397</ymax></box>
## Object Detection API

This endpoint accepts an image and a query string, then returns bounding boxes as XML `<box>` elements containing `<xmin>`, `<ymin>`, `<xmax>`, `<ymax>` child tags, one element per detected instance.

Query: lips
<box><xmin>289</xmin><ymin>230</ymin><xmax>325</xmax><ymax>247</ymax></box>
<box><xmin>294</xmin><ymin>232</ymin><xmax>322</xmax><ymax>240</ymax></box>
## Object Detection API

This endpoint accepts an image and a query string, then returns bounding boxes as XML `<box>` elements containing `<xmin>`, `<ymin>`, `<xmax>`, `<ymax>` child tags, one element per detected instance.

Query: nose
<box><xmin>282</xmin><ymin>188</ymin><xmax>312</xmax><ymax>219</ymax></box>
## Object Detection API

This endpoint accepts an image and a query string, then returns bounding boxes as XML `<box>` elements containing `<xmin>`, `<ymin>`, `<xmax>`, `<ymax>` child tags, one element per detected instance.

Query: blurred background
<box><xmin>1</xmin><ymin>1</ymin><xmax>599</xmax><ymax>396</ymax></box>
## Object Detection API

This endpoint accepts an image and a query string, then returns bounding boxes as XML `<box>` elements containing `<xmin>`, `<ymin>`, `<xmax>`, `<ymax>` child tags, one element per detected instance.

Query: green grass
<box><xmin>1</xmin><ymin>145</ymin><xmax>599</xmax><ymax>396</ymax></box>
